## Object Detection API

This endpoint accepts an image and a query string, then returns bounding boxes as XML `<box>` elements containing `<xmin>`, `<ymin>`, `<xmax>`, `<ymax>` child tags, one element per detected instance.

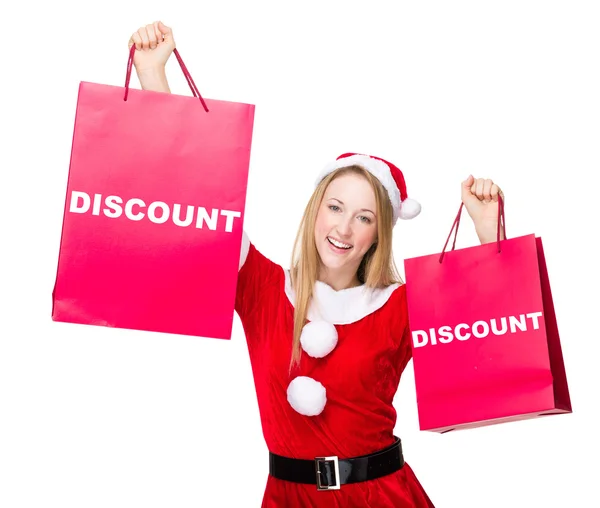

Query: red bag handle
<box><xmin>438</xmin><ymin>195</ymin><xmax>506</xmax><ymax>264</ymax></box>
<box><xmin>123</xmin><ymin>44</ymin><xmax>209</xmax><ymax>112</ymax></box>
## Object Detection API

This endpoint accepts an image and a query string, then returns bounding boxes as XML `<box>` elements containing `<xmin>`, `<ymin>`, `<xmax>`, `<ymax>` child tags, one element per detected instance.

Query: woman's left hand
<box><xmin>460</xmin><ymin>175</ymin><xmax>505</xmax><ymax>244</ymax></box>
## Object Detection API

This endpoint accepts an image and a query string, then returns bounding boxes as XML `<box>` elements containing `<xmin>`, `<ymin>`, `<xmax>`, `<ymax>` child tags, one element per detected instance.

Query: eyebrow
<box><xmin>328</xmin><ymin>198</ymin><xmax>375</xmax><ymax>215</ymax></box>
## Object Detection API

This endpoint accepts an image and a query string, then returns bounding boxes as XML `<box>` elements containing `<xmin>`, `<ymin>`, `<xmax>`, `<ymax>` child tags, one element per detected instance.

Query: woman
<box><xmin>129</xmin><ymin>22</ymin><xmax>505</xmax><ymax>507</ymax></box>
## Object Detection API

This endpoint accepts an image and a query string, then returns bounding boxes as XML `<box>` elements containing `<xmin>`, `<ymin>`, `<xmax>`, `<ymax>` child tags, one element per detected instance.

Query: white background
<box><xmin>2</xmin><ymin>1</ymin><xmax>599</xmax><ymax>507</ymax></box>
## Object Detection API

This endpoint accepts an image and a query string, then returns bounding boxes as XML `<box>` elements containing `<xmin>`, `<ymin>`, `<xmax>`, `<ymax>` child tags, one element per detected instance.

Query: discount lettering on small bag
<box><xmin>412</xmin><ymin>311</ymin><xmax>543</xmax><ymax>347</ymax></box>
<box><xmin>69</xmin><ymin>191</ymin><xmax>242</xmax><ymax>232</ymax></box>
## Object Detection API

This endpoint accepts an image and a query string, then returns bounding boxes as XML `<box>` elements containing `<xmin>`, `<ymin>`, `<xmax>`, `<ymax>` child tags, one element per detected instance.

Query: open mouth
<box><xmin>327</xmin><ymin>237</ymin><xmax>352</xmax><ymax>250</ymax></box>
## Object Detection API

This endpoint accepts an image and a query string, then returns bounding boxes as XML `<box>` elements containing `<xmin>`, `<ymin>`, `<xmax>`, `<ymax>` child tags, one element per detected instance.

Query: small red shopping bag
<box><xmin>52</xmin><ymin>46</ymin><xmax>255</xmax><ymax>339</ymax></box>
<box><xmin>403</xmin><ymin>199</ymin><xmax>572</xmax><ymax>432</ymax></box>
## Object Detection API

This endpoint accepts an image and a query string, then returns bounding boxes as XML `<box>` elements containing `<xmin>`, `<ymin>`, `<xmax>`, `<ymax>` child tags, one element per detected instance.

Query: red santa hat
<box><xmin>315</xmin><ymin>153</ymin><xmax>421</xmax><ymax>223</ymax></box>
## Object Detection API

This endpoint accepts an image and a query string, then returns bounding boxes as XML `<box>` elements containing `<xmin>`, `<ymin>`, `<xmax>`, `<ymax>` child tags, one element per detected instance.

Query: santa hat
<box><xmin>315</xmin><ymin>153</ymin><xmax>421</xmax><ymax>223</ymax></box>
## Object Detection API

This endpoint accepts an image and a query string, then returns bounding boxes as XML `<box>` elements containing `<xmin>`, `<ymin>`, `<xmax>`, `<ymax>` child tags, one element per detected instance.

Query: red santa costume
<box><xmin>235</xmin><ymin>154</ymin><xmax>435</xmax><ymax>507</ymax></box>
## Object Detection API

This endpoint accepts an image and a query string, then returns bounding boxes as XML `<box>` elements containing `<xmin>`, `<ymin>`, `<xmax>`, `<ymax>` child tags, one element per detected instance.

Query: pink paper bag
<box><xmin>52</xmin><ymin>47</ymin><xmax>255</xmax><ymax>339</ymax></box>
<box><xmin>403</xmin><ymin>199</ymin><xmax>572</xmax><ymax>432</ymax></box>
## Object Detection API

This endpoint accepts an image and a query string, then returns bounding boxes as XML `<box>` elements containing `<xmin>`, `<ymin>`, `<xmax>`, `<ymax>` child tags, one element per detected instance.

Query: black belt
<box><xmin>268</xmin><ymin>437</ymin><xmax>404</xmax><ymax>491</ymax></box>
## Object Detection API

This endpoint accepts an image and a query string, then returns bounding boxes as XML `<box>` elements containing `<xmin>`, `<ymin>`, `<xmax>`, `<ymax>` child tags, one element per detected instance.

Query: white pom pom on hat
<box><xmin>300</xmin><ymin>321</ymin><xmax>338</xmax><ymax>358</ymax></box>
<box><xmin>315</xmin><ymin>153</ymin><xmax>422</xmax><ymax>224</ymax></box>
<box><xmin>287</xmin><ymin>376</ymin><xmax>327</xmax><ymax>416</ymax></box>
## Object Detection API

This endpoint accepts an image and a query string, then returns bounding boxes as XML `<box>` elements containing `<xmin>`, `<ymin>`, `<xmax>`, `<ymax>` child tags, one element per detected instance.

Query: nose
<box><xmin>336</xmin><ymin>214</ymin><xmax>353</xmax><ymax>238</ymax></box>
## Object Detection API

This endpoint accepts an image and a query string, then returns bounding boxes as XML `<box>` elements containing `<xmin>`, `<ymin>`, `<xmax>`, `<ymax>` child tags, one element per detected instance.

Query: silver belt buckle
<box><xmin>315</xmin><ymin>455</ymin><xmax>340</xmax><ymax>491</ymax></box>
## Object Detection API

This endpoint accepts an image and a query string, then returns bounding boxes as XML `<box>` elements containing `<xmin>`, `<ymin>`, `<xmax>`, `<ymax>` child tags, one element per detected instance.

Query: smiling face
<box><xmin>314</xmin><ymin>171</ymin><xmax>379</xmax><ymax>288</ymax></box>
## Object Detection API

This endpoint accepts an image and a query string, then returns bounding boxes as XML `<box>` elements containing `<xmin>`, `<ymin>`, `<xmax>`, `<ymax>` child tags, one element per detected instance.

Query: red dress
<box><xmin>236</xmin><ymin>241</ymin><xmax>435</xmax><ymax>508</ymax></box>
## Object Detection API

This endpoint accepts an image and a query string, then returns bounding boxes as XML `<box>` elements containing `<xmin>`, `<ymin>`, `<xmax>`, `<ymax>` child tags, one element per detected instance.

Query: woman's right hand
<box><xmin>128</xmin><ymin>21</ymin><xmax>175</xmax><ymax>73</ymax></box>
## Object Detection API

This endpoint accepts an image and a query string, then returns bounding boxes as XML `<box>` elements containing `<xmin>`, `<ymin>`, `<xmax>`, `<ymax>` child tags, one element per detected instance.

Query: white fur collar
<box><xmin>283</xmin><ymin>269</ymin><xmax>401</xmax><ymax>325</ymax></box>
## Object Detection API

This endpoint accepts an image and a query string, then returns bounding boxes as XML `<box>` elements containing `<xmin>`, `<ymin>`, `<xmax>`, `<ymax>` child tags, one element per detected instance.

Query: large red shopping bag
<box><xmin>403</xmin><ymin>199</ymin><xmax>572</xmax><ymax>432</ymax></box>
<box><xmin>52</xmin><ymin>46</ymin><xmax>255</xmax><ymax>340</ymax></box>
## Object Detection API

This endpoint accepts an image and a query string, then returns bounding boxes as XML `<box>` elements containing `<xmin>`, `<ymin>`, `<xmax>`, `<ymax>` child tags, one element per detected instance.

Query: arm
<box><xmin>137</xmin><ymin>68</ymin><xmax>171</xmax><ymax>93</ymax></box>
<box><xmin>475</xmin><ymin>219</ymin><xmax>506</xmax><ymax>245</ymax></box>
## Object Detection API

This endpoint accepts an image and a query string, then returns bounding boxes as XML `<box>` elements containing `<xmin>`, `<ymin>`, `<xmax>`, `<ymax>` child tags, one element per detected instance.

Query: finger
<box><xmin>157</xmin><ymin>21</ymin><xmax>172</xmax><ymax>37</ymax></box>
<box><xmin>483</xmin><ymin>179</ymin><xmax>493</xmax><ymax>202</ymax></box>
<box><xmin>490</xmin><ymin>183</ymin><xmax>500</xmax><ymax>202</ymax></box>
<box><xmin>153</xmin><ymin>21</ymin><xmax>163</xmax><ymax>44</ymax></box>
<box><xmin>146</xmin><ymin>24</ymin><xmax>157</xmax><ymax>49</ymax></box>
<box><xmin>130</xmin><ymin>32</ymin><xmax>143</xmax><ymax>51</ymax></box>
<box><xmin>138</xmin><ymin>26</ymin><xmax>150</xmax><ymax>50</ymax></box>
<box><xmin>461</xmin><ymin>175</ymin><xmax>475</xmax><ymax>203</ymax></box>
<box><xmin>462</xmin><ymin>174</ymin><xmax>474</xmax><ymax>189</ymax></box>
<box><xmin>471</xmin><ymin>178</ymin><xmax>484</xmax><ymax>199</ymax></box>
<box><xmin>475</xmin><ymin>178</ymin><xmax>485</xmax><ymax>200</ymax></box>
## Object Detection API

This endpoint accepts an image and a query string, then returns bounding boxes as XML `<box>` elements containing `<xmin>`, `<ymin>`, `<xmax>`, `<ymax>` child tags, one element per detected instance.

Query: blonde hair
<box><xmin>289</xmin><ymin>165</ymin><xmax>401</xmax><ymax>371</ymax></box>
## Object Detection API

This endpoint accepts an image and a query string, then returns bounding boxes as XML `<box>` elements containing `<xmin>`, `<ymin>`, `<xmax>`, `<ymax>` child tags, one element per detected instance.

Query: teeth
<box><xmin>328</xmin><ymin>237</ymin><xmax>352</xmax><ymax>249</ymax></box>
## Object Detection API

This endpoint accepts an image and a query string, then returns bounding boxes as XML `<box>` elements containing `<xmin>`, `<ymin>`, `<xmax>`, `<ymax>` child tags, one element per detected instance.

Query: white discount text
<box><xmin>68</xmin><ymin>191</ymin><xmax>242</xmax><ymax>233</ymax></box>
<box><xmin>412</xmin><ymin>312</ymin><xmax>543</xmax><ymax>348</ymax></box>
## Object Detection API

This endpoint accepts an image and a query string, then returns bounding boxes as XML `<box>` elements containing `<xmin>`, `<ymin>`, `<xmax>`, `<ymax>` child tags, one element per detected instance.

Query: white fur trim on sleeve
<box><xmin>238</xmin><ymin>231</ymin><xmax>250</xmax><ymax>270</ymax></box>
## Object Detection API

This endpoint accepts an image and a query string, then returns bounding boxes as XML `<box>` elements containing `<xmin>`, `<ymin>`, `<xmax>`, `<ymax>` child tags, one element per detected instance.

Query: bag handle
<box><xmin>438</xmin><ymin>195</ymin><xmax>506</xmax><ymax>264</ymax></box>
<box><xmin>123</xmin><ymin>44</ymin><xmax>209</xmax><ymax>112</ymax></box>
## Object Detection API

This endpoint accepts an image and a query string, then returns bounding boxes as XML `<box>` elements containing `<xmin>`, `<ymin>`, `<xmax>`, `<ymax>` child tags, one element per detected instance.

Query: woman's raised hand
<box><xmin>128</xmin><ymin>21</ymin><xmax>175</xmax><ymax>73</ymax></box>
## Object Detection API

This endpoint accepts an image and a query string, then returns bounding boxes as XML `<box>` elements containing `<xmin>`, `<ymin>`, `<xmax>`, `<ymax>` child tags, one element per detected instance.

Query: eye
<box><xmin>328</xmin><ymin>205</ymin><xmax>341</xmax><ymax>212</ymax></box>
<box><xmin>358</xmin><ymin>215</ymin><xmax>372</xmax><ymax>224</ymax></box>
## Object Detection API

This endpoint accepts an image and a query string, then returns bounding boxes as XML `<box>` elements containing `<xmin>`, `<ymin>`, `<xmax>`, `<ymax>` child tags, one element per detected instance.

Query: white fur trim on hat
<box><xmin>398</xmin><ymin>197</ymin><xmax>421</xmax><ymax>220</ymax></box>
<box><xmin>300</xmin><ymin>321</ymin><xmax>338</xmax><ymax>358</ymax></box>
<box><xmin>287</xmin><ymin>376</ymin><xmax>327</xmax><ymax>416</ymax></box>
<box><xmin>315</xmin><ymin>154</ymin><xmax>402</xmax><ymax>222</ymax></box>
